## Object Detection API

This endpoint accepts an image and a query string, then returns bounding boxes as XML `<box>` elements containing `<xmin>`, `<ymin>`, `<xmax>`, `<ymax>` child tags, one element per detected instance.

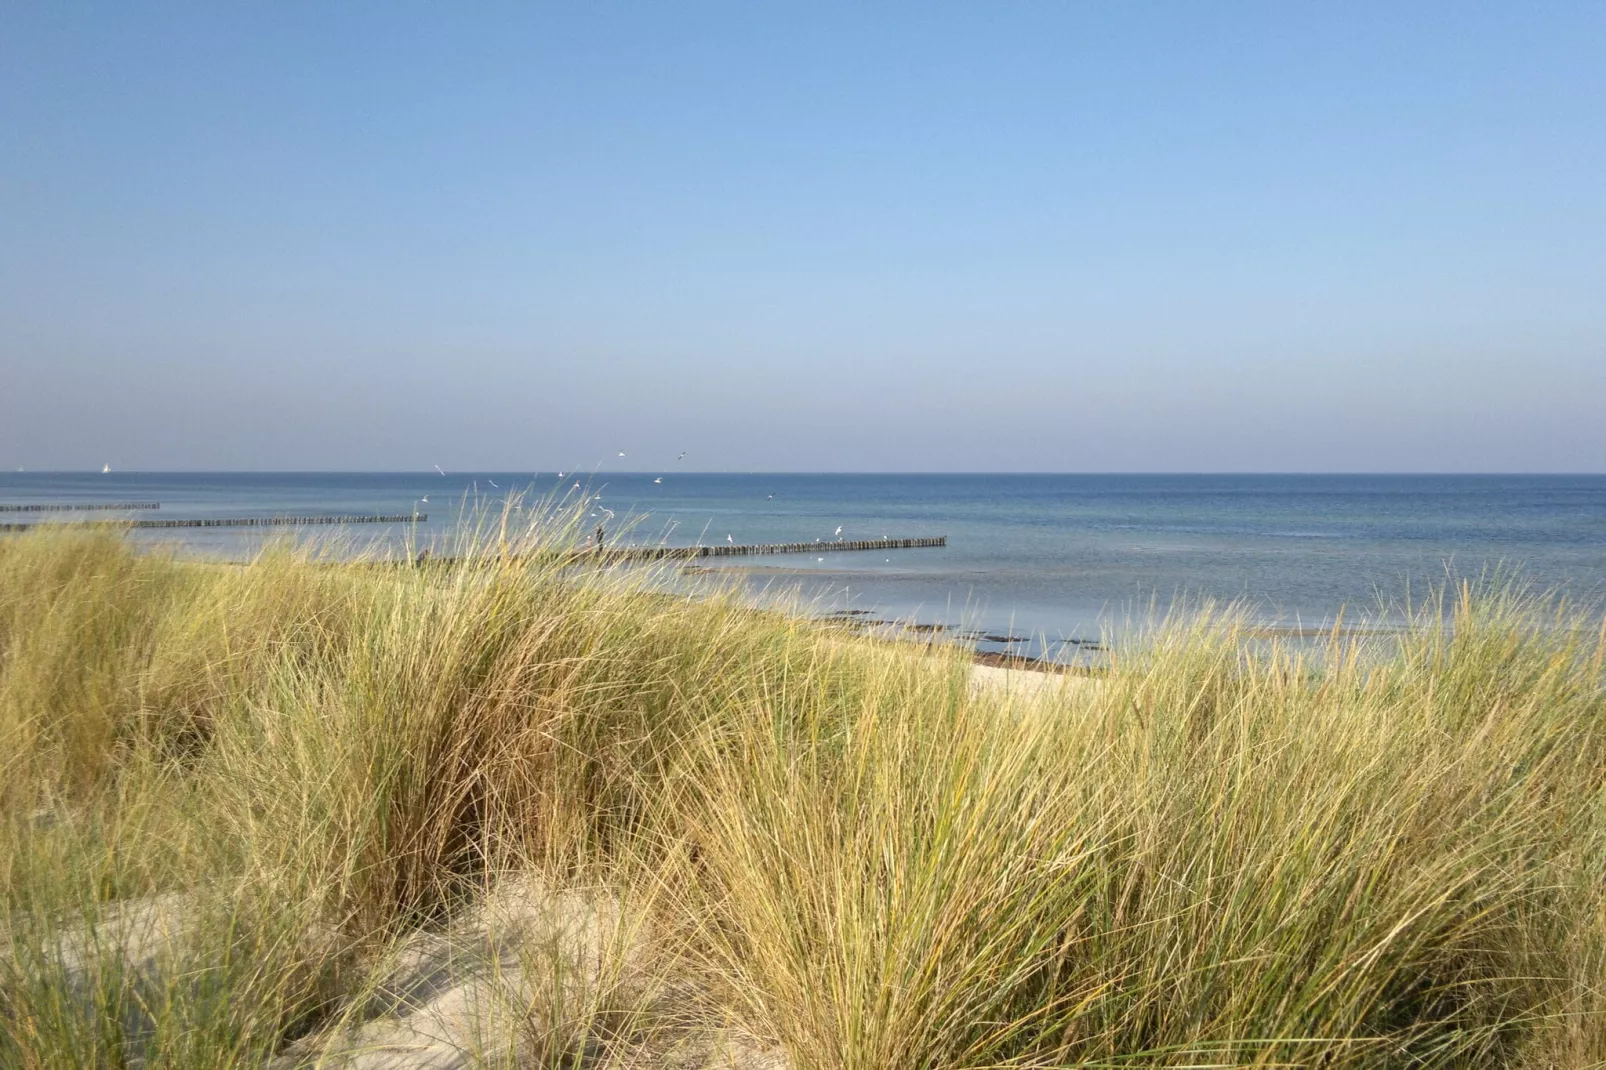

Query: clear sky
<box><xmin>3</xmin><ymin>3</ymin><xmax>1603</xmax><ymax>472</ymax></box>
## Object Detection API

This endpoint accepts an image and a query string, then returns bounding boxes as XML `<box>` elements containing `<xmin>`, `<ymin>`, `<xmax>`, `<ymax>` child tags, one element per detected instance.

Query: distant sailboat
<box><xmin>102</xmin><ymin>464</ymin><xmax>111</xmax><ymax>474</ymax></box>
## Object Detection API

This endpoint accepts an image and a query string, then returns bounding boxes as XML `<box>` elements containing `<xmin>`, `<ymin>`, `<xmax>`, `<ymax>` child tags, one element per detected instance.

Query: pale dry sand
<box><xmin>26</xmin><ymin>873</ymin><xmax>783</xmax><ymax>1066</ymax></box>
<box><xmin>969</xmin><ymin>660</ymin><xmax>1101</xmax><ymax>703</ymax></box>
<box><xmin>275</xmin><ymin>877</ymin><xmax>785</xmax><ymax>1069</ymax></box>
<box><xmin>25</xmin><ymin>879</ymin><xmax>785</xmax><ymax>1069</ymax></box>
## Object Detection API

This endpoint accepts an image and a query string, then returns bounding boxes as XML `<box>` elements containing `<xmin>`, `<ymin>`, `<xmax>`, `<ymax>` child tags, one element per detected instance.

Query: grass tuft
<box><xmin>0</xmin><ymin>514</ymin><xmax>1601</xmax><ymax>1067</ymax></box>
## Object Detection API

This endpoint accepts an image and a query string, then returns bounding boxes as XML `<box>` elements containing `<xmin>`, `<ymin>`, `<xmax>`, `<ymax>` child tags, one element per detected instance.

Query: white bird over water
<box><xmin>653</xmin><ymin>477</ymin><xmax>662</xmax><ymax>484</ymax></box>
<box><xmin>102</xmin><ymin>464</ymin><xmax>110</xmax><ymax>474</ymax></box>
<box><xmin>487</xmin><ymin>479</ymin><xmax>498</xmax><ymax>488</ymax></box>
<box><xmin>420</xmin><ymin>496</ymin><xmax>428</xmax><ymax>503</ymax></box>
<box><xmin>434</xmin><ymin>465</ymin><xmax>446</xmax><ymax>476</ymax></box>
<box><xmin>617</xmin><ymin>451</ymin><xmax>626</xmax><ymax>458</ymax></box>
<box><xmin>727</xmin><ymin>534</ymin><xmax>734</xmax><ymax>544</ymax></box>
<box><xmin>834</xmin><ymin>526</ymin><xmax>843</xmax><ymax>537</ymax></box>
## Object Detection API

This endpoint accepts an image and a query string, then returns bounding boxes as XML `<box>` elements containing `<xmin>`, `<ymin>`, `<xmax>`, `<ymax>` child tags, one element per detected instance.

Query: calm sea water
<box><xmin>5</xmin><ymin>472</ymin><xmax>1605</xmax><ymax>653</ymax></box>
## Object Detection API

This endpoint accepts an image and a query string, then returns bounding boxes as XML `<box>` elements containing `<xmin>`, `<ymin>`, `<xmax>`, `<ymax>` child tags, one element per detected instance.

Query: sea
<box><xmin>4</xmin><ymin>472</ymin><xmax>1605</xmax><ymax>659</ymax></box>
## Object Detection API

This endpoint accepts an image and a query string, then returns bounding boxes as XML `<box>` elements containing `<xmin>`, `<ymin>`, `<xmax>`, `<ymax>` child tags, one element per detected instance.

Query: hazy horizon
<box><xmin>4</xmin><ymin>4</ymin><xmax>1603</xmax><ymax>473</ymax></box>
<box><xmin>8</xmin><ymin>469</ymin><xmax>1606</xmax><ymax>478</ymax></box>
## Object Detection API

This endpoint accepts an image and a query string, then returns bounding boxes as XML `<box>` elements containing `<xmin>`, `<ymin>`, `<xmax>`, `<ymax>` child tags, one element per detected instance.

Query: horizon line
<box><xmin>6</xmin><ymin>470</ymin><xmax>1605</xmax><ymax>478</ymax></box>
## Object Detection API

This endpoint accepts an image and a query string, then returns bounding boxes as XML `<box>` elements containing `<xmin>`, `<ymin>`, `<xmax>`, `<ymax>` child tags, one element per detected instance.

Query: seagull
<box><xmin>557</xmin><ymin>471</ymin><xmax>565</xmax><ymax>479</ymax></box>
<box><xmin>766</xmin><ymin>493</ymin><xmax>774</xmax><ymax>500</ymax></box>
<box><xmin>834</xmin><ymin>526</ymin><xmax>843</xmax><ymax>537</ymax></box>
<box><xmin>817</xmin><ymin>557</ymin><xmax>824</xmax><ymax>562</ymax></box>
<box><xmin>617</xmin><ymin>451</ymin><xmax>626</xmax><ymax>458</ymax></box>
<box><xmin>434</xmin><ymin>465</ymin><xmax>446</xmax><ymax>476</ymax></box>
<box><xmin>677</xmin><ymin>451</ymin><xmax>686</xmax><ymax>461</ymax></box>
<box><xmin>487</xmin><ymin>479</ymin><xmax>498</xmax><ymax>488</ymax></box>
<box><xmin>653</xmin><ymin>477</ymin><xmax>662</xmax><ymax>484</ymax></box>
<box><xmin>420</xmin><ymin>496</ymin><xmax>428</xmax><ymax>503</ymax></box>
<box><xmin>726</xmin><ymin>534</ymin><xmax>734</xmax><ymax>544</ymax></box>
<box><xmin>573</xmin><ymin>482</ymin><xmax>581</xmax><ymax>490</ymax></box>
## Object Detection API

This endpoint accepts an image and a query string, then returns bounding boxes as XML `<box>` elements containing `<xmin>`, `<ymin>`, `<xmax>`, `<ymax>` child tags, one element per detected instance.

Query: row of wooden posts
<box><xmin>580</xmin><ymin>536</ymin><xmax>947</xmax><ymax>562</ymax></box>
<box><xmin>0</xmin><ymin>514</ymin><xmax>421</xmax><ymax>532</ymax></box>
<box><xmin>0</xmin><ymin>509</ymin><xmax>948</xmax><ymax>562</ymax></box>
<box><xmin>0</xmin><ymin>501</ymin><xmax>162</xmax><ymax>512</ymax></box>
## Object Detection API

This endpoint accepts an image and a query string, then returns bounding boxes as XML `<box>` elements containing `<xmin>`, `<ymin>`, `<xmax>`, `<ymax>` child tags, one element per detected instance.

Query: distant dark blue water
<box><xmin>4</xmin><ymin>472</ymin><xmax>1604</xmax><ymax>649</ymax></box>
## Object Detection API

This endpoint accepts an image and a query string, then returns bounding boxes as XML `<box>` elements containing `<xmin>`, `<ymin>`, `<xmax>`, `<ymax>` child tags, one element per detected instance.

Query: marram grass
<box><xmin>0</xmin><ymin>520</ymin><xmax>1601</xmax><ymax>1068</ymax></box>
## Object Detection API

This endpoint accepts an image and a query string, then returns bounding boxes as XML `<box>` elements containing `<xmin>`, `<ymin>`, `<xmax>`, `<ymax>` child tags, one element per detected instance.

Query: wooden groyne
<box><xmin>0</xmin><ymin>502</ymin><xmax>161</xmax><ymax>513</ymax></box>
<box><xmin>0</xmin><ymin>514</ymin><xmax>423</xmax><ymax>533</ymax></box>
<box><xmin>584</xmin><ymin>535</ymin><xmax>946</xmax><ymax>563</ymax></box>
<box><xmin>390</xmin><ymin>536</ymin><xmax>948</xmax><ymax>570</ymax></box>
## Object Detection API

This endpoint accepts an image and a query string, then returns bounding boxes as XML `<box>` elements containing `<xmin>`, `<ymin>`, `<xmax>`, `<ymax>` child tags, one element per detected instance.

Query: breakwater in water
<box><xmin>0</xmin><ymin>514</ymin><xmax>422</xmax><ymax>532</ymax></box>
<box><xmin>399</xmin><ymin>536</ymin><xmax>949</xmax><ymax>568</ymax></box>
<box><xmin>591</xmin><ymin>536</ymin><xmax>947</xmax><ymax>561</ymax></box>
<box><xmin>0</xmin><ymin>502</ymin><xmax>161</xmax><ymax>512</ymax></box>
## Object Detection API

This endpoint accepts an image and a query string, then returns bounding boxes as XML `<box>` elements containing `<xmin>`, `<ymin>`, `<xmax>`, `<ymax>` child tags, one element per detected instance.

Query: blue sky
<box><xmin>2</xmin><ymin>3</ymin><xmax>1603</xmax><ymax>471</ymax></box>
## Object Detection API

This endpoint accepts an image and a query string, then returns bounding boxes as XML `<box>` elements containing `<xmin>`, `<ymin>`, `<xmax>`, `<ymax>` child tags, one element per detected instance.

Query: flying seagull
<box><xmin>487</xmin><ymin>479</ymin><xmax>498</xmax><ymax>488</ymax></box>
<box><xmin>834</xmin><ymin>526</ymin><xmax>843</xmax><ymax>537</ymax></box>
<box><xmin>617</xmin><ymin>451</ymin><xmax>626</xmax><ymax>458</ymax></box>
<box><xmin>653</xmin><ymin>477</ymin><xmax>662</xmax><ymax>484</ymax></box>
<box><xmin>420</xmin><ymin>496</ymin><xmax>428</xmax><ymax>503</ymax></box>
<box><xmin>677</xmin><ymin>451</ymin><xmax>686</xmax><ymax>461</ymax></box>
<box><xmin>727</xmin><ymin>534</ymin><xmax>734</xmax><ymax>544</ymax></box>
<box><xmin>434</xmin><ymin>465</ymin><xmax>446</xmax><ymax>476</ymax></box>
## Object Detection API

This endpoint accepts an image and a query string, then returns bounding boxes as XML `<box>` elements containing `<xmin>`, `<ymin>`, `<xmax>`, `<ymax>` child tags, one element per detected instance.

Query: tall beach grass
<box><xmin>0</xmin><ymin>516</ymin><xmax>1601</xmax><ymax>1067</ymax></box>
